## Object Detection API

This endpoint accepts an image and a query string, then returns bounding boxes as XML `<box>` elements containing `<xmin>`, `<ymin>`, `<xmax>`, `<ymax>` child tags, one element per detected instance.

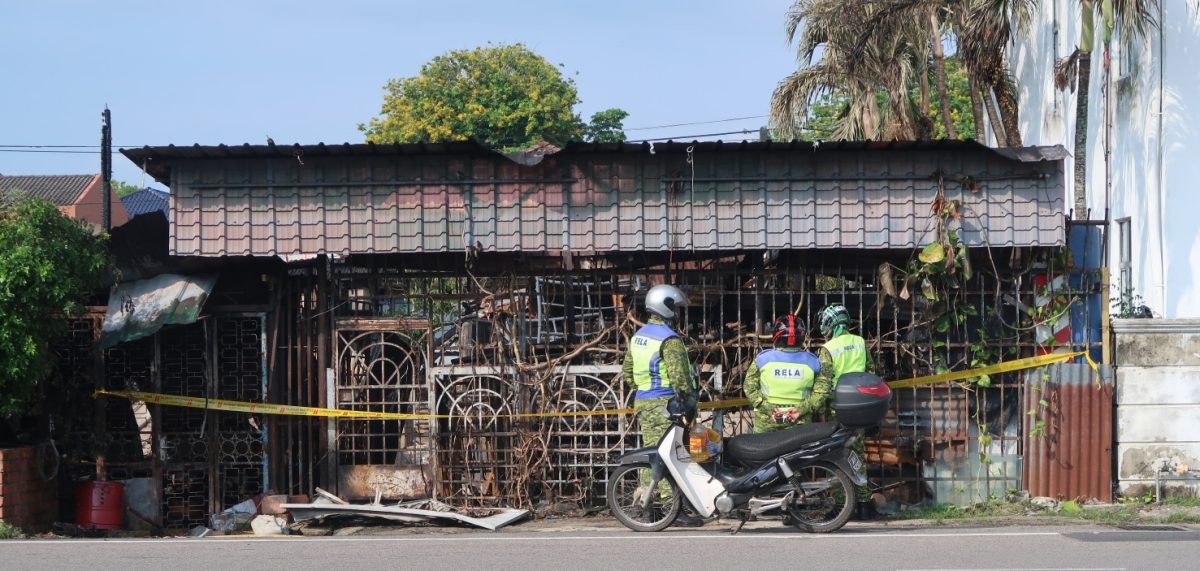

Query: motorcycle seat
<box><xmin>724</xmin><ymin>422</ymin><xmax>839</xmax><ymax>465</ymax></box>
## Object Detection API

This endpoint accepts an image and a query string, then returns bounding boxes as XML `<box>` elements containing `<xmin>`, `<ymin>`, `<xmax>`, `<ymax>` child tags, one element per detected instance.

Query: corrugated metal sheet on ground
<box><xmin>1022</xmin><ymin>362</ymin><xmax>1114</xmax><ymax>501</ymax></box>
<box><xmin>123</xmin><ymin>141</ymin><xmax>1067</xmax><ymax>257</ymax></box>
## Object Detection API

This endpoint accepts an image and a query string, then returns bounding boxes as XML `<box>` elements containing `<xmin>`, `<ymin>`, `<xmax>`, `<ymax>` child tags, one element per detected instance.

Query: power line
<box><xmin>0</xmin><ymin>149</ymin><xmax>105</xmax><ymax>154</ymax></box>
<box><xmin>626</xmin><ymin>129</ymin><xmax>761</xmax><ymax>143</ymax></box>
<box><xmin>623</xmin><ymin>115</ymin><xmax>768</xmax><ymax>132</ymax></box>
<box><xmin>0</xmin><ymin>144</ymin><xmax>100</xmax><ymax>148</ymax></box>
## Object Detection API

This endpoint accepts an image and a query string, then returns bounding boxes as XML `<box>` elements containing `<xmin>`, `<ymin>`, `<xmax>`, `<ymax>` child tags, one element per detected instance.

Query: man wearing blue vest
<box><xmin>622</xmin><ymin>283</ymin><xmax>702</xmax><ymax>527</ymax></box>
<box><xmin>743</xmin><ymin>315</ymin><xmax>824</xmax><ymax>433</ymax></box>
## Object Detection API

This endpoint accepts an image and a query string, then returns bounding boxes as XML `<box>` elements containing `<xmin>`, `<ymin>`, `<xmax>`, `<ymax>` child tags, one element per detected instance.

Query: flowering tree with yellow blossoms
<box><xmin>361</xmin><ymin>43</ymin><xmax>627</xmax><ymax>151</ymax></box>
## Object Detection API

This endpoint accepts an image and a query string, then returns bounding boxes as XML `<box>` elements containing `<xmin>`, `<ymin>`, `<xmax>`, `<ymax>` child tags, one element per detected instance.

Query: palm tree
<box><xmin>771</xmin><ymin>0</ymin><xmax>1041</xmax><ymax>146</ymax></box>
<box><xmin>928</xmin><ymin>6</ymin><xmax>959</xmax><ymax>139</ymax></box>
<box><xmin>770</xmin><ymin>0</ymin><xmax>931</xmax><ymax>140</ymax></box>
<box><xmin>1055</xmin><ymin>0</ymin><xmax>1158</xmax><ymax>219</ymax></box>
<box><xmin>956</xmin><ymin>0</ymin><xmax>1038</xmax><ymax>147</ymax></box>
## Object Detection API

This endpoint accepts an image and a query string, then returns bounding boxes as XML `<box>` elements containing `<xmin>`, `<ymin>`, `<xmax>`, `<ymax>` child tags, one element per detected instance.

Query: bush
<box><xmin>0</xmin><ymin>197</ymin><xmax>109</xmax><ymax>416</ymax></box>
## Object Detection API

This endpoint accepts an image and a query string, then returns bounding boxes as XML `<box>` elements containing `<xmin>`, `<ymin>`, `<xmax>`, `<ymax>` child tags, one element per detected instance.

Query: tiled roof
<box><xmin>120</xmin><ymin>188</ymin><xmax>169</xmax><ymax>217</ymax></box>
<box><xmin>0</xmin><ymin>174</ymin><xmax>99</xmax><ymax>205</ymax></box>
<box><xmin>143</xmin><ymin>141</ymin><xmax>1068</xmax><ymax>257</ymax></box>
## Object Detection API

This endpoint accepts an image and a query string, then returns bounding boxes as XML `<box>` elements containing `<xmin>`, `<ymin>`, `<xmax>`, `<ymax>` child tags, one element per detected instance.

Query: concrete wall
<box><xmin>1011</xmin><ymin>2</ymin><xmax>1200</xmax><ymax>318</ymax></box>
<box><xmin>0</xmin><ymin>446</ymin><xmax>59</xmax><ymax>531</ymax></box>
<box><xmin>1114</xmin><ymin>318</ymin><xmax>1200</xmax><ymax>497</ymax></box>
<box><xmin>71</xmin><ymin>178</ymin><xmax>128</xmax><ymax>228</ymax></box>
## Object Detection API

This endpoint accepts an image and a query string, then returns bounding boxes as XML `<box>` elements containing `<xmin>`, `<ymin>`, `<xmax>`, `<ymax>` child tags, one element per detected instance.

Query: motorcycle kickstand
<box><xmin>730</xmin><ymin>515</ymin><xmax>748</xmax><ymax>535</ymax></box>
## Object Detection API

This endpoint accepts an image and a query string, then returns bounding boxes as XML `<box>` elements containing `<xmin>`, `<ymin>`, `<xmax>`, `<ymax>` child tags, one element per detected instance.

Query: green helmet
<box><xmin>819</xmin><ymin>304</ymin><xmax>850</xmax><ymax>337</ymax></box>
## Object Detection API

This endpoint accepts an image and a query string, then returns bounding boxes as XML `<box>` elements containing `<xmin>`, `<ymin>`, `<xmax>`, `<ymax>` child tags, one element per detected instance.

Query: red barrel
<box><xmin>76</xmin><ymin>481</ymin><xmax>124</xmax><ymax>530</ymax></box>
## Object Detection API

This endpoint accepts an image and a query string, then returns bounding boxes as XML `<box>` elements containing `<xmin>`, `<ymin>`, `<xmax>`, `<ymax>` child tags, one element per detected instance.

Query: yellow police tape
<box><xmin>95</xmin><ymin>351</ymin><xmax>1099</xmax><ymax>420</ymax></box>
<box><xmin>886</xmin><ymin>350</ymin><xmax>1099</xmax><ymax>389</ymax></box>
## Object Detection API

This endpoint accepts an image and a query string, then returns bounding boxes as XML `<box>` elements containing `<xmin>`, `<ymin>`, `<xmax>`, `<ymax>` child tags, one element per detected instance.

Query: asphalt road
<box><xmin>2</xmin><ymin>524</ymin><xmax>1198</xmax><ymax>571</ymax></box>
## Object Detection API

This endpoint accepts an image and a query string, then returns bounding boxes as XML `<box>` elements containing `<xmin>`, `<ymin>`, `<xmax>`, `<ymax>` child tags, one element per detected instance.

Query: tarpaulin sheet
<box><xmin>99</xmin><ymin>273</ymin><xmax>217</xmax><ymax>348</ymax></box>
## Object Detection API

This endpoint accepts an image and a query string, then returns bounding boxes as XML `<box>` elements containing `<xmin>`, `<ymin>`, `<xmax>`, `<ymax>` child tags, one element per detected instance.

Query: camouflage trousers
<box><xmin>634</xmin><ymin>397</ymin><xmax>677</xmax><ymax>502</ymax></box>
<box><xmin>752</xmin><ymin>404</ymin><xmax>811</xmax><ymax>434</ymax></box>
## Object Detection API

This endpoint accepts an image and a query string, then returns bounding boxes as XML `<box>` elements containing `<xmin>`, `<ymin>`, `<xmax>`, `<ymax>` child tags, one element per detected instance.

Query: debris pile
<box><xmin>185</xmin><ymin>487</ymin><xmax>528</xmax><ymax>537</ymax></box>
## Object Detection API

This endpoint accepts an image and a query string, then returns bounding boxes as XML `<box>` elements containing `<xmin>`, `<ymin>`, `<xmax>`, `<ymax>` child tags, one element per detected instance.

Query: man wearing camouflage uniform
<box><xmin>622</xmin><ymin>283</ymin><xmax>702</xmax><ymax>527</ymax></box>
<box><xmin>816</xmin><ymin>304</ymin><xmax>872</xmax><ymax>415</ymax></box>
<box><xmin>816</xmin><ymin>303</ymin><xmax>872</xmax><ymax>504</ymax></box>
<box><xmin>743</xmin><ymin>315</ymin><xmax>825</xmax><ymax>433</ymax></box>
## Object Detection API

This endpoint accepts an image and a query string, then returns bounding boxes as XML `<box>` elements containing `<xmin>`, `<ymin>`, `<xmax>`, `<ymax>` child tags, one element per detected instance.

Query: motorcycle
<box><xmin>607</xmin><ymin>372</ymin><xmax>892</xmax><ymax>533</ymax></box>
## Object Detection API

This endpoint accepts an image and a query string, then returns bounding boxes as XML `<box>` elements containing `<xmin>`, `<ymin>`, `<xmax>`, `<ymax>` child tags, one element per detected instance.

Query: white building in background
<box><xmin>1011</xmin><ymin>0</ymin><xmax>1200</xmax><ymax>318</ymax></box>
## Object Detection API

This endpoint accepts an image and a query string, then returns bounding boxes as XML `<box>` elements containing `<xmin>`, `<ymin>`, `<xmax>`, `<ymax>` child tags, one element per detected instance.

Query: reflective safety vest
<box><xmin>755</xmin><ymin>349</ymin><xmax>820</xmax><ymax>405</ymax></box>
<box><xmin>630</xmin><ymin>323</ymin><xmax>680</xmax><ymax>400</ymax></box>
<box><xmin>824</xmin><ymin>334</ymin><xmax>868</xmax><ymax>388</ymax></box>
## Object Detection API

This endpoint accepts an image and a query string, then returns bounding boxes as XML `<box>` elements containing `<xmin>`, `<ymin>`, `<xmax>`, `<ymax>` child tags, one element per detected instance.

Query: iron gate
<box><xmin>332</xmin><ymin>320</ymin><xmax>432</xmax><ymax>500</ymax></box>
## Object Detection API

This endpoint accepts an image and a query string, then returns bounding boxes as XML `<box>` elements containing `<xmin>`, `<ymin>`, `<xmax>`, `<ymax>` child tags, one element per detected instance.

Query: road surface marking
<box><xmin>0</xmin><ymin>530</ymin><xmax>1064</xmax><ymax>545</ymax></box>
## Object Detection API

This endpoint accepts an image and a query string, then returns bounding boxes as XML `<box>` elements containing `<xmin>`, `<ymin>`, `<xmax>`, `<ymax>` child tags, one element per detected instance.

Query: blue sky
<box><xmin>0</xmin><ymin>0</ymin><xmax>798</xmax><ymax>188</ymax></box>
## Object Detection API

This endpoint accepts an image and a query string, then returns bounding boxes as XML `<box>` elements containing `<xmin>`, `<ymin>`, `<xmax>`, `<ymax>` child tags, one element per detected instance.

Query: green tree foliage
<box><xmin>0</xmin><ymin>198</ymin><xmax>108</xmax><ymax>416</ymax></box>
<box><xmin>112</xmin><ymin>180</ymin><xmax>141</xmax><ymax>197</ymax></box>
<box><xmin>361</xmin><ymin>44</ymin><xmax>627</xmax><ymax>150</ymax></box>
<box><xmin>924</xmin><ymin>59</ymin><xmax>974</xmax><ymax>140</ymax></box>
<box><xmin>584</xmin><ymin>108</ymin><xmax>629</xmax><ymax>143</ymax></box>
<box><xmin>800</xmin><ymin>58</ymin><xmax>974</xmax><ymax>141</ymax></box>
<box><xmin>770</xmin><ymin>0</ymin><xmax>1031</xmax><ymax>144</ymax></box>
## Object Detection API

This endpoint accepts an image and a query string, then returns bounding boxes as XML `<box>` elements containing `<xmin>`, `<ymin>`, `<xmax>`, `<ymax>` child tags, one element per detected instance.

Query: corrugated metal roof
<box><xmin>120</xmin><ymin>188</ymin><xmax>170</xmax><ymax>217</ymax></box>
<box><xmin>123</xmin><ymin>141</ymin><xmax>1067</xmax><ymax>257</ymax></box>
<box><xmin>0</xmin><ymin>174</ymin><xmax>98</xmax><ymax>205</ymax></box>
<box><xmin>120</xmin><ymin>140</ymin><xmax>1068</xmax><ymax>185</ymax></box>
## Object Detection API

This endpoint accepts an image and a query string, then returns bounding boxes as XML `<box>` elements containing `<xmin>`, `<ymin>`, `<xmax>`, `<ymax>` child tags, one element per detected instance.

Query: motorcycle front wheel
<box><xmin>607</xmin><ymin>463</ymin><xmax>682</xmax><ymax>532</ymax></box>
<box><xmin>785</xmin><ymin>461</ymin><xmax>855</xmax><ymax>533</ymax></box>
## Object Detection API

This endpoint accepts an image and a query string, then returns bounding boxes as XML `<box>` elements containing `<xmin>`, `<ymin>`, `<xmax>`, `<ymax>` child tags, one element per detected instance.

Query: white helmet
<box><xmin>645</xmin><ymin>284</ymin><xmax>688</xmax><ymax>321</ymax></box>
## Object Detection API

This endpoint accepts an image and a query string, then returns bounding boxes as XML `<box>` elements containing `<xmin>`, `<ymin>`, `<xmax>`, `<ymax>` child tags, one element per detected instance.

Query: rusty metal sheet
<box><xmin>282</xmin><ymin>500</ymin><xmax>528</xmax><ymax>531</ymax></box>
<box><xmin>98</xmin><ymin>273</ymin><xmax>217</xmax><ymax>348</ymax></box>
<box><xmin>1022</xmin><ymin>362</ymin><xmax>1114</xmax><ymax>501</ymax></box>
<box><xmin>337</xmin><ymin>465</ymin><xmax>432</xmax><ymax>500</ymax></box>
<box><xmin>333</xmin><ymin>317</ymin><xmax>431</xmax><ymax>332</ymax></box>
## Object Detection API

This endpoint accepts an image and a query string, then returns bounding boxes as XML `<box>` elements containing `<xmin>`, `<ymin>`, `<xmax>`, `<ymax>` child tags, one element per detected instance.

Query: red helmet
<box><xmin>771</xmin><ymin>315</ymin><xmax>807</xmax><ymax>347</ymax></box>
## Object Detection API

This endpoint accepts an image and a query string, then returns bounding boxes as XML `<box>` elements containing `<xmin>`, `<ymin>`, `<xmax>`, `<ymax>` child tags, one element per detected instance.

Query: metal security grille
<box><xmin>157</xmin><ymin>323</ymin><xmax>209</xmax><ymax>528</ymax></box>
<box><xmin>431</xmin><ymin>370</ymin><xmax>519</xmax><ymax>505</ymax></box>
<box><xmin>214</xmin><ymin>316</ymin><xmax>267</xmax><ymax>510</ymax></box>
<box><xmin>319</xmin><ymin>230</ymin><xmax>1104</xmax><ymax>509</ymax></box>
<box><xmin>162</xmin><ymin>467</ymin><xmax>208</xmax><ymax>529</ymax></box>
<box><xmin>537</xmin><ymin>366</ymin><xmax>636</xmax><ymax>501</ymax></box>
<box><xmin>102</xmin><ymin>336</ymin><xmax>156</xmax><ymax>463</ymax></box>
<box><xmin>532</xmin><ymin>277</ymin><xmax>623</xmax><ymax>343</ymax></box>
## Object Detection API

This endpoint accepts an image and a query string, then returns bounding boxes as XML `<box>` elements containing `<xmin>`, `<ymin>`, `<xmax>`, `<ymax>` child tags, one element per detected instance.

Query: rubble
<box><xmin>1030</xmin><ymin>497</ymin><xmax>1060</xmax><ymax>511</ymax></box>
<box><xmin>250</xmin><ymin>515</ymin><xmax>289</xmax><ymax>536</ymax></box>
<box><xmin>209</xmin><ymin>499</ymin><xmax>257</xmax><ymax>533</ymax></box>
<box><xmin>259</xmin><ymin>494</ymin><xmax>307</xmax><ymax>516</ymax></box>
<box><xmin>282</xmin><ymin>495</ymin><xmax>528</xmax><ymax>532</ymax></box>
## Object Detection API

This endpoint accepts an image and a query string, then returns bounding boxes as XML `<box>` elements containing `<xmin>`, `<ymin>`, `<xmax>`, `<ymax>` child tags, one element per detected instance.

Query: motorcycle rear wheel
<box><xmin>785</xmin><ymin>461</ymin><xmax>855</xmax><ymax>533</ymax></box>
<box><xmin>607</xmin><ymin>463</ymin><xmax>682</xmax><ymax>532</ymax></box>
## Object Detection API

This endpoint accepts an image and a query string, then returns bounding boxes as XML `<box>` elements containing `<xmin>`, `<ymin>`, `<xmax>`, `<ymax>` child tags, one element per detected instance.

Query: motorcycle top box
<box><xmin>832</xmin><ymin>372</ymin><xmax>892</xmax><ymax>427</ymax></box>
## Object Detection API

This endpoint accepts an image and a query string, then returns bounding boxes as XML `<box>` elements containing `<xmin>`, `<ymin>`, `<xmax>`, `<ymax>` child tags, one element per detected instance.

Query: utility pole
<box><xmin>101</xmin><ymin>107</ymin><xmax>112</xmax><ymax>231</ymax></box>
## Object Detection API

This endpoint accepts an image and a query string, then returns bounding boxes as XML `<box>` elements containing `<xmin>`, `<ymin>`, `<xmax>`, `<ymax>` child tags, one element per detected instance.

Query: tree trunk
<box><xmin>968</xmin><ymin>76</ymin><xmax>985</xmax><ymax>141</ymax></box>
<box><xmin>984</xmin><ymin>87</ymin><xmax>1007</xmax><ymax>147</ymax></box>
<box><xmin>993</xmin><ymin>72</ymin><xmax>1024</xmax><ymax>147</ymax></box>
<box><xmin>1073</xmin><ymin>51</ymin><xmax>1093</xmax><ymax>219</ymax></box>
<box><xmin>920</xmin><ymin>62</ymin><xmax>931</xmax><ymax>119</ymax></box>
<box><xmin>930</xmin><ymin>10</ymin><xmax>957</xmax><ymax>139</ymax></box>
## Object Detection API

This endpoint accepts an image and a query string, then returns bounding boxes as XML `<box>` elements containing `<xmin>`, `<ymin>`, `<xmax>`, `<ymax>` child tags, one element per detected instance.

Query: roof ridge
<box><xmin>0</xmin><ymin>173</ymin><xmax>99</xmax><ymax>178</ymax></box>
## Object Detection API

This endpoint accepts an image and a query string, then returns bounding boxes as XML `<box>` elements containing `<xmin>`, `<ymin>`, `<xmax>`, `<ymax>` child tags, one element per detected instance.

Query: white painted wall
<box><xmin>1011</xmin><ymin>1</ymin><xmax>1200</xmax><ymax>318</ymax></box>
